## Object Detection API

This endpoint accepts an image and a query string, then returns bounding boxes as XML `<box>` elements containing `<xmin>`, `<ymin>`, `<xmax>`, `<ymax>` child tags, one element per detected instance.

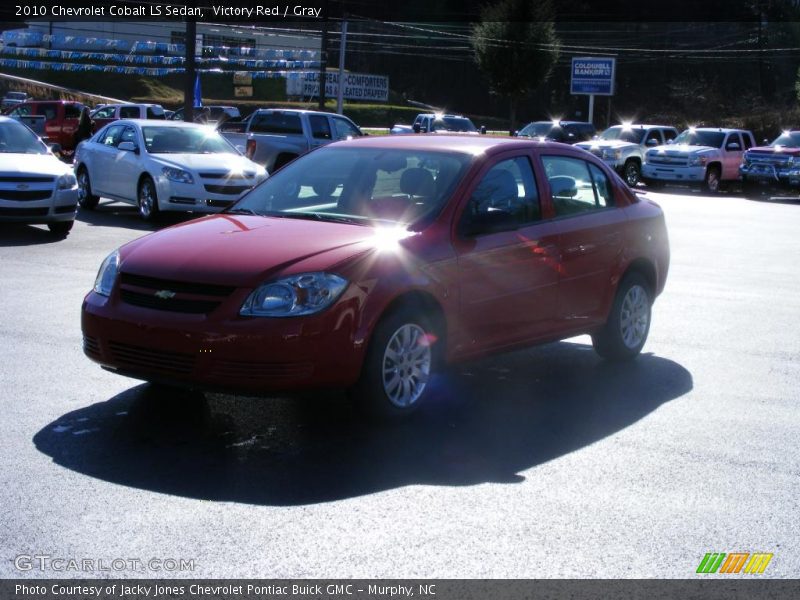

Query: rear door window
<box><xmin>64</xmin><ymin>104</ymin><xmax>82</xmax><ymax>119</ymax></box>
<box><xmin>119</xmin><ymin>106</ymin><xmax>140</xmax><ymax>119</ymax></box>
<box><xmin>308</xmin><ymin>114</ymin><xmax>332</xmax><ymax>140</ymax></box>
<box><xmin>542</xmin><ymin>155</ymin><xmax>615</xmax><ymax>217</ymax></box>
<box><xmin>39</xmin><ymin>104</ymin><xmax>58</xmax><ymax>121</ymax></box>
<box><xmin>249</xmin><ymin>112</ymin><xmax>304</xmax><ymax>135</ymax></box>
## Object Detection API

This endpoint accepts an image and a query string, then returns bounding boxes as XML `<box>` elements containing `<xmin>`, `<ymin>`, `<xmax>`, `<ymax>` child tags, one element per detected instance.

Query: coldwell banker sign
<box><xmin>571</xmin><ymin>57</ymin><xmax>616</xmax><ymax>96</ymax></box>
<box><xmin>287</xmin><ymin>72</ymin><xmax>389</xmax><ymax>102</ymax></box>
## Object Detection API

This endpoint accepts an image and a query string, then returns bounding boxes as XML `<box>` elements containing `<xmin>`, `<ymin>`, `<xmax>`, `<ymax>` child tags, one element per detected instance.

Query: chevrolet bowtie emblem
<box><xmin>16</xmin><ymin>184</ymin><xmax>29</xmax><ymax>190</ymax></box>
<box><xmin>154</xmin><ymin>290</ymin><xmax>176</xmax><ymax>299</ymax></box>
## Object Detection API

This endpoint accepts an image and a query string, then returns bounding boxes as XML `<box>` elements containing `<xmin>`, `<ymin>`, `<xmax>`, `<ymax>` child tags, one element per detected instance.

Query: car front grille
<box><xmin>0</xmin><ymin>190</ymin><xmax>52</xmax><ymax>201</ymax></box>
<box><xmin>647</xmin><ymin>154</ymin><xmax>689</xmax><ymax>167</ymax></box>
<box><xmin>108</xmin><ymin>341</ymin><xmax>196</xmax><ymax>375</ymax></box>
<box><xmin>118</xmin><ymin>272</ymin><xmax>235</xmax><ymax>315</ymax></box>
<box><xmin>203</xmin><ymin>184</ymin><xmax>251</xmax><ymax>195</ymax></box>
<box><xmin>0</xmin><ymin>207</ymin><xmax>49</xmax><ymax>217</ymax></box>
<box><xmin>0</xmin><ymin>176</ymin><xmax>55</xmax><ymax>183</ymax></box>
<box><xmin>198</xmin><ymin>171</ymin><xmax>255</xmax><ymax>180</ymax></box>
<box><xmin>745</xmin><ymin>153</ymin><xmax>792</xmax><ymax>168</ymax></box>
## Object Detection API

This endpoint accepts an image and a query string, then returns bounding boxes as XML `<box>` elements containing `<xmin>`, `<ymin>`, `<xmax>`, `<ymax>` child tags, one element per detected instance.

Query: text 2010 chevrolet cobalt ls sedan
<box><xmin>82</xmin><ymin>135</ymin><xmax>670</xmax><ymax>417</ymax></box>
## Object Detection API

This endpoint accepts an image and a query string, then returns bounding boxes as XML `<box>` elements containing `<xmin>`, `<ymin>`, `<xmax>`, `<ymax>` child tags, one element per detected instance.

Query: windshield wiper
<box><xmin>264</xmin><ymin>211</ymin><xmax>369</xmax><ymax>226</ymax></box>
<box><xmin>226</xmin><ymin>208</ymin><xmax>258</xmax><ymax>215</ymax></box>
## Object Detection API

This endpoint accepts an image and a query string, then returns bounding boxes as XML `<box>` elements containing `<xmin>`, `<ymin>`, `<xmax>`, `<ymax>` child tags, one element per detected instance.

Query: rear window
<box><xmin>249</xmin><ymin>112</ymin><xmax>304</xmax><ymax>135</ymax></box>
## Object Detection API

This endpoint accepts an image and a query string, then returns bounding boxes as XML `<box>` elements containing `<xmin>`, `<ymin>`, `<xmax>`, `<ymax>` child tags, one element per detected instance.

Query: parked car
<box><xmin>0</xmin><ymin>116</ymin><xmax>78</xmax><ymax>236</ymax></box>
<box><xmin>1</xmin><ymin>91</ymin><xmax>29</xmax><ymax>111</ymax></box>
<box><xmin>642</xmin><ymin>127</ymin><xmax>755</xmax><ymax>192</ymax></box>
<box><xmin>73</xmin><ymin>119</ymin><xmax>266</xmax><ymax>221</ymax></box>
<box><xmin>5</xmin><ymin>100</ymin><xmax>89</xmax><ymax>152</ymax></box>
<box><xmin>575</xmin><ymin>124</ymin><xmax>679</xmax><ymax>187</ymax></box>
<box><xmin>89</xmin><ymin>103</ymin><xmax>166</xmax><ymax>130</ymax></box>
<box><xmin>390</xmin><ymin>113</ymin><xmax>484</xmax><ymax>135</ymax></box>
<box><xmin>220</xmin><ymin>108</ymin><xmax>364</xmax><ymax>173</ymax></box>
<box><xmin>170</xmin><ymin>105</ymin><xmax>241</xmax><ymax>124</ymax></box>
<box><xmin>516</xmin><ymin>121</ymin><xmax>596</xmax><ymax>143</ymax></box>
<box><xmin>739</xmin><ymin>130</ymin><xmax>800</xmax><ymax>193</ymax></box>
<box><xmin>81</xmin><ymin>135</ymin><xmax>670</xmax><ymax>417</ymax></box>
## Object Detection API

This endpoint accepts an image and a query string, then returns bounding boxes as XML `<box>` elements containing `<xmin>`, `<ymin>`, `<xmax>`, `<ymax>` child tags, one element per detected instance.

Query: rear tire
<box><xmin>76</xmin><ymin>167</ymin><xmax>99</xmax><ymax>210</ymax></box>
<box><xmin>349</xmin><ymin>308</ymin><xmax>439</xmax><ymax>419</ymax></box>
<box><xmin>592</xmin><ymin>272</ymin><xmax>652</xmax><ymax>361</ymax></box>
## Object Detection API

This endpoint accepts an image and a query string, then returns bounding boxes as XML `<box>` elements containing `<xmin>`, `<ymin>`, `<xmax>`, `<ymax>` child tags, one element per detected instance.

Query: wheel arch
<box><xmin>622</xmin><ymin>257</ymin><xmax>657</xmax><ymax>299</ymax></box>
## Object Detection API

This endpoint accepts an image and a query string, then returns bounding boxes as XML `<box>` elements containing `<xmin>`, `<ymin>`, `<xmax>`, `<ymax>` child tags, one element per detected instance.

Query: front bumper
<box><xmin>81</xmin><ymin>286</ymin><xmax>366</xmax><ymax>394</ymax></box>
<box><xmin>154</xmin><ymin>174</ymin><xmax>263</xmax><ymax>213</ymax></box>
<box><xmin>642</xmin><ymin>164</ymin><xmax>710</xmax><ymax>183</ymax></box>
<box><xmin>0</xmin><ymin>187</ymin><xmax>78</xmax><ymax>223</ymax></box>
<box><xmin>740</xmin><ymin>164</ymin><xmax>800</xmax><ymax>188</ymax></box>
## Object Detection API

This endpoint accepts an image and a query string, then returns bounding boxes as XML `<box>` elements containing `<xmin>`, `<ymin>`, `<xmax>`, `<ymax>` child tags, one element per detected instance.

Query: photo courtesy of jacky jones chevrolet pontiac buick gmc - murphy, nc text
<box><xmin>81</xmin><ymin>134</ymin><xmax>670</xmax><ymax>418</ymax></box>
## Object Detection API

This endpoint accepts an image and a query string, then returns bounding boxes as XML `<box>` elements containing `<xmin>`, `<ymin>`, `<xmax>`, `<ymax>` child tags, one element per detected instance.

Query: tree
<box><xmin>472</xmin><ymin>0</ymin><xmax>560</xmax><ymax>135</ymax></box>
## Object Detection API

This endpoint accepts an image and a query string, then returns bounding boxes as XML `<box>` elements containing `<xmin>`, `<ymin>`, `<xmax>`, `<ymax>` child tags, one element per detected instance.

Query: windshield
<box><xmin>6</xmin><ymin>92</ymin><xmax>26</xmax><ymax>100</ymax></box>
<box><xmin>230</xmin><ymin>147</ymin><xmax>470</xmax><ymax>227</ymax></box>
<box><xmin>519</xmin><ymin>122</ymin><xmax>558</xmax><ymax>138</ymax></box>
<box><xmin>142</xmin><ymin>126</ymin><xmax>237</xmax><ymax>154</ymax></box>
<box><xmin>0</xmin><ymin>120</ymin><xmax>47</xmax><ymax>154</ymax></box>
<box><xmin>770</xmin><ymin>132</ymin><xmax>800</xmax><ymax>148</ymax></box>
<box><xmin>600</xmin><ymin>126</ymin><xmax>645</xmax><ymax>144</ymax></box>
<box><xmin>431</xmin><ymin>117</ymin><xmax>476</xmax><ymax>133</ymax></box>
<box><xmin>673</xmin><ymin>130</ymin><xmax>725</xmax><ymax>148</ymax></box>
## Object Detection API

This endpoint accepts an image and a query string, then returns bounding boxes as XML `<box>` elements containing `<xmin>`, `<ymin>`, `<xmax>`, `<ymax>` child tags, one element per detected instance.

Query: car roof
<box><xmin>332</xmin><ymin>133</ymin><xmax>585</xmax><ymax>155</ymax></box>
<box><xmin>108</xmin><ymin>119</ymin><xmax>210</xmax><ymax>129</ymax></box>
<box><xmin>606</xmin><ymin>124</ymin><xmax>676</xmax><ymax>129</ymax></box>
<box><xmin>21</xmin><ymin>100</ymin><xmax>82</xmax><ymax>105</ymax></box>
<box><xmin>690</xmin><ymin>127</ymin><xmax>751</xmax><ymax>133</ymax></box>
<box><xmin>527</xmin><ymin>120</ymin><xmax>593</xmax><ymax>127</ymax></box>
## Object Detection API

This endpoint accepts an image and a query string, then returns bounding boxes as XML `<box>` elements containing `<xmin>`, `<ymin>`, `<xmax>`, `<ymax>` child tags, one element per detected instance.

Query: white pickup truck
<box><xmin>575</xmin><ymin>124</ymin><xmax>678</xmax><ymax>187</ymax></box>
<box><xmin>642</xmin><ymin>127</ymin><xmax>756</xmax><ymax>192</ymax></box>
<box><xmin>219</xmin><ymin>109</ymin><xmax>364</xmax><ymax>173</ymax></box>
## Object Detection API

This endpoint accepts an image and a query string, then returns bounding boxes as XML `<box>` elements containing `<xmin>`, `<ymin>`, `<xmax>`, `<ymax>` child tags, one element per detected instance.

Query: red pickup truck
<box><xmin>5</xmin><ymin>100</ymin><xmax>88</xmax><ymax>151</ymax></box>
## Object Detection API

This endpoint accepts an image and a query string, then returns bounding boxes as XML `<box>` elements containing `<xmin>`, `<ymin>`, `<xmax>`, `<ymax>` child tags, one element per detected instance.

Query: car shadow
<box><xmin>0</xmin><ymin>223</ymin><xmax>66</xmax><ymax>246</ymax></box>
<box><xmin>34</xmin><ymin>341</ymin><xmax>692</xmax><ymax>506</ymax></box>
<box><xmin>77</xmin><ymin>201</ymin><xmax>194</xmax><ymax>231</ymax></box>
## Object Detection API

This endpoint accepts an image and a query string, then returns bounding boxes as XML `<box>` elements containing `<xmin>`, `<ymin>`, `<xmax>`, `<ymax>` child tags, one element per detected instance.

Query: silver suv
<box><xmin>575</xmin><ymin>124</ymin><xmax>678</xmax><ymax>186</ymax></box>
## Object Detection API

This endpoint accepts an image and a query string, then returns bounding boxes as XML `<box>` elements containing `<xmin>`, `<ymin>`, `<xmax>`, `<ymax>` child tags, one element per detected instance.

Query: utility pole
<box><xmin>336</xmin><ymin>20</ymin><xmax>347</xmax><ymax>115</ymax></box>
<box><xmin>317</xmin><ymin>0</ymin><xmax>329</xmax><ymax>110</ymax></box>
<box><xmin>184</xmin><ymin>20</ymin><xmax>196</xmax><ymax>122</ymax></box>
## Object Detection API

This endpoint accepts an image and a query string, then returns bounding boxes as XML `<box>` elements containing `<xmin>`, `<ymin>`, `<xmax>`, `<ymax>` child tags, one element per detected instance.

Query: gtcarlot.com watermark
<box><xmin>14</xmin><ymin>554</ymin><xmax>196</xmax><ymax>573</ymax></box>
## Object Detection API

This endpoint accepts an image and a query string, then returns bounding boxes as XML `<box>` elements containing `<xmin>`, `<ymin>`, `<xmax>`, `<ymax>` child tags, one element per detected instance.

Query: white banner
<box><xmin>286</xmin><ymin>71</ymin><xmax>389</xmax><ymax>102</ymax></box>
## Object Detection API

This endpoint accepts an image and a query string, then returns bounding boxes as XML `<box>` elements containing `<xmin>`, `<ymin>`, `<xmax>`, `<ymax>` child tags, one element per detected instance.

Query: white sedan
<box><xmin>73</xmin><ymin>119</ymin><xmax>267</xmax><ymax>221</ymax></box>
<box><xmin>0</xmin><ymin>115</ymin><xmax>78</xmax><ymax>236</ymax></box>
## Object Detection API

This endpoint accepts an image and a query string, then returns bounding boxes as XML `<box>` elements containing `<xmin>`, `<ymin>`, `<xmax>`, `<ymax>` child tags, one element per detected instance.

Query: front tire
<box><xmin>76</xmin><ymin>167</ymin><xmax>99</xmax><ymax>210</ymax></box>
<box><xmin>350</xmin><ymin>308</ymin><xmax>438</xmax><ymax>419</ymax></box>
<box><xmin>137</xmin><ymin>176</ymin><xmax>160</xmax><ymax>222</ymax></box>
<box><xmin>592</xmin><ymin>272</ymin><xmax>652</xmax><ymax>361</ymax></box>
<box><xmin>47</xmin><ymin>220</ymin><xmax>74</xmax><ymax>237</ymax></box>
<box><xmin>703</xmin><ymin>166</ymin><xmax>721</xmax><ymax>193</ymax></box>
<box><xmin>623</xmin><ymin>160</ymin><xmax>641</xmax><ymax>187</ymax></box>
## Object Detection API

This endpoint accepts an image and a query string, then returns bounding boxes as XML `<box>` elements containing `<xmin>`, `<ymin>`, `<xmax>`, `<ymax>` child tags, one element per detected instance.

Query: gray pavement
<box><xmin>0</xmin><ymin>190</ymin><xmax>798</xmax><ymax>578</ymax></box>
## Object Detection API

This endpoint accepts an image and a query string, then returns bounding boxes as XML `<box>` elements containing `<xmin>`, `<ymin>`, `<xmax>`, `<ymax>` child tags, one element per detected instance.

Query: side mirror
<box><xmin>480</xmin><ymin>125</ymin><xmax>487</xmax><ymax>135</ymax></box>
<box><xmin>118</xmin><ymin>141</ymin><xmax>139</xmax><ymax>153</ymax></box>
<box><xmin>512</xmin><ymin>130</ymin><xmax>519</xmax><ymax>137</ymax></box>
<box><xmin>646</xmin><ymin>138</ymin><xmax>659</xmax><ymax>146</ymax></box>
<box><xmin>726</xmin><ymin>142</ymin><xmax>741</xmax><ymax>151</ymax></box>
<box><xmin>48</xmin><ymin>143</ymin><xmax>62</xmax><ymax>155</ymax></box>
<box><xmin>463</xmin><ymin>208</ymin><xmax>519</xmax><ymax>236</ymax></box>
<box><xmin>666</xmin><ymin>139</ymin><xmax>674</xmax><ymax>145</ymax></box>
<box><xmin>412</xmin><ymin>123</ymin><xmax>421</xmax><ymax>134</ymax></box>
<box><xmin>567</xmin><ymin>132</ymin><xmax>576</xmax><ymax>140</ymax></box>
<box><xmin>592</xmin><ymin>134</ymin><xmax>599</xmax><ymax>140</ymax></box>
<box><xmin>762</xmin><ymin>138</ymin><xmax>769</xmax><ymax>145</ymax></box>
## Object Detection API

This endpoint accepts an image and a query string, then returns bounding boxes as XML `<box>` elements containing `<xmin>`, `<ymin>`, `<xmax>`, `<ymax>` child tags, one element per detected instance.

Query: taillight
<box><xmin>245</xmin><ymin>139</ymin><xmax>256</xmax><ymax>159</ymax></box>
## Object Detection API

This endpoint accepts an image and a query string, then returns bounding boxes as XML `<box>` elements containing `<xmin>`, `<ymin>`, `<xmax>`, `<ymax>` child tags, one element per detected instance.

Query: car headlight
<box><xmin>240</xmin><ymin>272</ymin><xmax>348</xmax><ymax>317</ymax></box>
<box><xmin>93</xmin><ymin>249</ymin><xmax>120</xmax><ymax>297</ymax></box>
<box><xmin>57</xmin><ymin>173</ymin><xmax>77</xmax><ymax>190</ymax></box>
<box><xmin>688</xmin><ymin>155</ymin><xmax>708</xmax><ymax>167</ymax></box>
<box><xmin>603</xmin><ymin>148</ymin><xmax>622</xmax><ymax>160</ymax></box>
<box><xmin>161</xmin><ymin>166</ymin><xmax>194</xmax><ymax>184</ymax></box>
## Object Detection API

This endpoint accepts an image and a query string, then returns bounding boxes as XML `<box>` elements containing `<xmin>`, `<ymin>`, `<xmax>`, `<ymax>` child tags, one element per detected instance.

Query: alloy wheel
<box><xmin>381</xmin><ymin>323</ymin><xmax>432</xmax><ymax>408</ymax></box>
<box><xmin>619</xmin><ymin>284</ymin><xmax>649</xmax><ymax>349</ymax></box>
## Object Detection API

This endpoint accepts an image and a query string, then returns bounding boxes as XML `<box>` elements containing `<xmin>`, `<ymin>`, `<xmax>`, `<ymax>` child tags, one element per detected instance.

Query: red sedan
<box><xmin>82</xmin><ymin>135</ymin><xmax>670</xmax><ymax>417</ymax></box>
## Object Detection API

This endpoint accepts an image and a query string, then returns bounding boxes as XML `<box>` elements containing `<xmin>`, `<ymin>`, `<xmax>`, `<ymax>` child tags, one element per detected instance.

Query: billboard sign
<box><xmin>571</xmin><ymin>57</ymin><xmax>616</xmax><ymax>96</ymax></box>
<box><xmin>286</xmin><ymin>71</ymin><xmax>389</xmax><ymax>102</ymax></box>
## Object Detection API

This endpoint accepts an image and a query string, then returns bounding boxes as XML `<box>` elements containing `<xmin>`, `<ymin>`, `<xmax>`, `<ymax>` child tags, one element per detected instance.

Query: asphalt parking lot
<box><xmin>1</xmin><ymin>188</ymin><xmax>798</xmax><ymax>578</ymax></box>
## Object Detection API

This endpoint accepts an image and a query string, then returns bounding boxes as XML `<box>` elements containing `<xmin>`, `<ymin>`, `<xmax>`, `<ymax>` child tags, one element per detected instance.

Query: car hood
<box><xmin>0</xmin><ymin>153</ymin><xmax>71</xmax><ymax>177</ymax></box>
<box><xmin>576</xmin><ymin>140</ymin><xmax>637</xmax><ymax>150</ymax></box>
<box><xmin>119</xmin><ymin>214</ymin><xmax>384</xmax><ymax>287</ymax></box>
<box><xmin>746</xmin><ymin>145</ymin><xmax>800</xmax><ymax>156</ymax></box>
<box><xmin>649</xmin><ymin>144</ymin><xmax>717</xmax><ymax>154</ymax></box>
<box><xmin>147</xmin><ymin>152</ymin><xmax>256</xmax><ymax>173</ymax></box>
